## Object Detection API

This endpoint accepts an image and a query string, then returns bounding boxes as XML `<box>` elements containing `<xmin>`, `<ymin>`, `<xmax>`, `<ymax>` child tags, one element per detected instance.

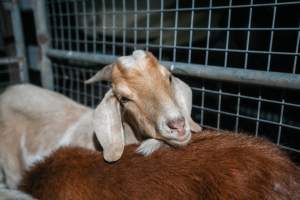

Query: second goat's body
<box><xmin>0</xmin><ymin>84</ymin><xmax>94</xmax><ymax>189</ymax></box>
<box><xmin>20</xmin><ymin>130</ymin><xmax>300</xmax><ymax>200</ymax></box>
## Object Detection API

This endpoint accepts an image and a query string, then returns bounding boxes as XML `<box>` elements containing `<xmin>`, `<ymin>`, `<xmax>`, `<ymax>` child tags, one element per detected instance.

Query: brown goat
<box><xmin>19</xmin><ymin>130</ymin><xmax>300</xmax><ymax>200</ymax></box>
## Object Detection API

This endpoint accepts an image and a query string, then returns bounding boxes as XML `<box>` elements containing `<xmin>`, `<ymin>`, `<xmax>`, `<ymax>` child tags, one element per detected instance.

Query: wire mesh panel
<box><xmin>46</xmin><ymin>0</ymin><xmax>300</xmax><ymax>162</ymax></box>
<box><xmin>47</xmin><ymin>0</ymin><xmax>300</xmax><ymax>73</ymax></box>
<box><xmin>52</xmin><ymin>61</ymin><xmax>109</xmax><ymax>108</ymax></box>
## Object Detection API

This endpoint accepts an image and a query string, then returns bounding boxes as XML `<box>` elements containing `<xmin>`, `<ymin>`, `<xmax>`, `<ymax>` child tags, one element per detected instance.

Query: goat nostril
<box><xmin>167</xmin><ymin>117</ymin><xmax>185</xmax><ymax>130</ymax></box>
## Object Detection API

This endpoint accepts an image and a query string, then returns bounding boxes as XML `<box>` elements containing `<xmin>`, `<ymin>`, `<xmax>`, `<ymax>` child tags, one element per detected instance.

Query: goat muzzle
<box><xmin>167</xmin><ymin>117</ymin><xmax>186</xmax><ymax>136</ymax></box>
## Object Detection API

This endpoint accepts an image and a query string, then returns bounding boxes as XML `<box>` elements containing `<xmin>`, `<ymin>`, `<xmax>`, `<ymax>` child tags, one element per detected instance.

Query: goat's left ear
<box><xmin>172</xmin><ymin>77</ymin><xmax>203</xmax><ymax>133</ymax></box>
<box><xmin>93</xmin><ymin>89</ymin><xmax>125</xmax><ymax>162</ymax></box>
<box><xmin>85</xmin><ymin>64</ymin><xmax>114</xmax><ymax>84</ymax></box>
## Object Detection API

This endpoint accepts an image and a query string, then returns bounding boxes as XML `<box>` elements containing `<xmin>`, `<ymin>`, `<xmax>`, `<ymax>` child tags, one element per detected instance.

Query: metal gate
<box><xmin>0</xmin><ymin>0</ymin><xmax>28</xmax><ymax>90</ymax></box>
<box><xmin>6</xmin><ymin>0</ymin><xmax>300</xmax><ymax>162</ymax></box>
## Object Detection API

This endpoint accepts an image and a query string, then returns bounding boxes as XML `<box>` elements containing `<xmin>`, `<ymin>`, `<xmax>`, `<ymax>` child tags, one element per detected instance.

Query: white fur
<box><xmin>132</xmin><ymin>50</ymin><xmax>146</xmax><ymax>60</ymax></box>
<box><xmin>57</xmin><ymin>112</ymin><xmax>91</xmax><ymax>147</ymax></box>
<box><xmin>20</xmin><ymin>133</ymin><xmax>50</xmax><ymax>169</ymax></box>
<box><xmin>157</xmin><ymin>101</ymin><xmax>184</xmax><ymax>139</ymax></box>
<box><xmin>136</xmin><ymin>139</ymin><xmax>164</xmax><ymax>156</ymax></box>
<box><xmin>118</xmin><ymin>50</ymin><xmax>147</xmax><ymax>69</ymax></box>
<box><xmin>118</xmin><ymin>56</ymin><xmax>136</xmax><ymax>69</ymax></box>
<box><xmin>0</xmin><ymin>188</ymin><xmax>37</xmax><ymax>200</ymax></box>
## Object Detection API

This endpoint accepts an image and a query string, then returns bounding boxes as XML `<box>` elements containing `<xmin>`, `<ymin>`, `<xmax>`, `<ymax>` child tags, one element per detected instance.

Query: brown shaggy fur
<box><xmin>19</xmin><ymin>130</ymin><xmax>300</xmax><ymax>200</ymax></box>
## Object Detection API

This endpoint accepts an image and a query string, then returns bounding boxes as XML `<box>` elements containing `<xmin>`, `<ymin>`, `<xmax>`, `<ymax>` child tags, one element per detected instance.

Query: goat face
<box><xmin>112</xmin><ymin>51</ymin><xmax>193</xmax><ymax>146</ymax></box>
<box><xmin>86</xmin><ymin>50</ymin><xmax>202</xmax><ymax>161</ymax></box>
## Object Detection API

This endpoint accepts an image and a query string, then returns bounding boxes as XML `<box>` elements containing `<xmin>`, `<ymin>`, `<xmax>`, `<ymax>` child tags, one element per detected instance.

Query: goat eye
<box><xmin>169</xmin><ymin>75</ymin><xmax>172</xmax><ymax>83</ymax></box>
<box><xmin>120</xmin><ymin>96</ymin><xmax>131</xmax><ymax>104</ymax></box>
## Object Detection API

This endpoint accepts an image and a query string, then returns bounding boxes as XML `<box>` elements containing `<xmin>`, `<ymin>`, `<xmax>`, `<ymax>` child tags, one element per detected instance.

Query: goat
<box><xmin>0</xmin><ymin>50</ymin><xmax>202</xmax><ymax>199</ymax></box>
<box><xmin>19</xmin><ymin>130</ymin><xmax>300</xmax><ymax>200</ymax></box>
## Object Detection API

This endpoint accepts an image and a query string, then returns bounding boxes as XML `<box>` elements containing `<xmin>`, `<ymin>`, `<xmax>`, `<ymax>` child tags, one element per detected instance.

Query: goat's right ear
<box><xmin>85</xmin><ymin>64</ymin><xmax>114</xmax><ymax>84</ymax></box>
<box><xmin>172</xmin><ymin>77</ymin><xmax>203</xmax><ymax>133</ymax></box>
<box><xmin>93</xmin><ymin>89</ymin><xmax>125</xmax><ymax>162</ymax></box>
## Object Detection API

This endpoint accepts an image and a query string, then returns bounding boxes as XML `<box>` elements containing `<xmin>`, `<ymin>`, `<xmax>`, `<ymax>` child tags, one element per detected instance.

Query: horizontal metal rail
<box><xmin>47</xmin><ymin>48</ymin><xmax>300</xmax><ymax>90</ymax></box>
<box><xmin>0</xmin><ymin>57</ymin><xmax>20</xmax><ymax>65</ymax></box>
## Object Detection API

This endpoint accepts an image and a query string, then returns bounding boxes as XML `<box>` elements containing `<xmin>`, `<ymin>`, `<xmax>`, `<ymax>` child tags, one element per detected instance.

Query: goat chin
<box><xmin>19</xmin><ymin>130</ymin><xmax>300</xmax><ymax>200</ymax></box>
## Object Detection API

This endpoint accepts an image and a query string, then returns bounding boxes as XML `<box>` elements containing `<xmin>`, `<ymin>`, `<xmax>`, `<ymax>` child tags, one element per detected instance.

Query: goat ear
<box><xmin>85</xmin><ymin>64</ymin><xmax>114</xmax><ymax>84</ymax></box>
<box><xmin>93</xmin><ymin>89</ymin><xmax>125</xmax><ymax>162</ymax></box>
<box><xmin>172</xmin><ymin>77</ymin><xmax>203</xmax><ymax>133</ymax></box>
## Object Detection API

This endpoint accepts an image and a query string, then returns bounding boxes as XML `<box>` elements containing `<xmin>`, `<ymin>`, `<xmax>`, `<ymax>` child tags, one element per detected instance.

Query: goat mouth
<box><xmin>165</xmin><ymin>132</ymin><xmax>191</xmax><ymax>147</ymax></box>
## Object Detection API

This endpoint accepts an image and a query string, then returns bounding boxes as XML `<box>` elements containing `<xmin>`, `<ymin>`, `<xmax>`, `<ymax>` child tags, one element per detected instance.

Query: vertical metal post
<box><xmin>122</xmin><ymin>0</ymin><xmax>126</xmax><ymax>55</ymax></box>
<box><xmin>204</xmin><ymin>0</ymin><xmax>212</xmax><ymax>66</ymax></box>
<box><xmin>159</xmin><ymin>0</ymin><xmax>164</xmax><ymax>60</ymax></box>
<box><xmin>145</xmin><ymin>0</ymin><xmax>150</xmax><ymax>51</ymax></box>
<box><xmin>33</xmin><ymin>0</ymin><xmax>54</xmax><ymax>89</ymax></box>
<box><xmin>188</xmin><ymin>0</ymin><xmax>195</xmax><ymax>64</ymax></box>
<box><xmin>11</xmin><ymin>0</ymin><xmax>29</xmax><ymax>82</ymax></box>
<box><xmin>172</xmin><ymin>0</ymin><xmax>179</xmax><ymax>63</ymax></box>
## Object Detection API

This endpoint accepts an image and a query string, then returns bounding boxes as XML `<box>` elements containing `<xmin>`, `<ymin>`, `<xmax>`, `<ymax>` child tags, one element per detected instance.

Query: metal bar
<box><xmin>49</xmin><ymin>25</ymin><xmax>300</xmax><ymax>31</ymax></box>
<box><xmin>57</xmin><ymin>1</ymin><xmax>65</xmax><ymax>50</ymax></box>
<box><xmin>66</xmin><ymin>0</ymin><xmax>71</xmax><ymax>50</ymax></box>
<box><xmin>133</xmin><ymin>0</ymin><xmax>137</xmax><ymax>50</ymax></box>
<box><xmin>159</xmin><ymin>0</ymin><xmax>164</xmax><ymax>60</ymax></box>
<box><xmin>205</xmin><ymin>0</ymin><xmax>212</xmax><ymax>65</ymax></box>
<box><xmin>11</xmin><ymin>0</ymin><xmax>29</xmax><ymax>82</ymax></box>
<box><xmin>188</xmin><ymin>0</ymin><xmax>195</xmax><ymax>64</ymax></box>
<box><xmin>267</xmin><ymin>0</ymin><xmax>277</xmax><ymax>71</ymax></box>
<box><xmin>33</xmin><ymin>0</ymin><xmax>54</xmax><ymax>89</ymax></box>
<box><xmin>217</xmin><ymin>86</ymin><xmax>222</xmax><ymax>130</ymax></box>
<box><xmin>293</xmin><ymin>25</ymin><xmax>300</xmax><ymax>74</ymax></box>
<box><xmin>92</xmin><ymin>0</ymin><xmax>96</xmax><ymax>53</ymax></box>
<box><xmin>46</xmin><ymin>48</ymin><xmax>300</xmax><ymax>90</ymax></box>
<box><xmin>0</xmin><ymin>57</ymin><xmax>20</xmax><ymax>65</ymax></box>
<box><xmin>224</xmin><ymin>0</ymin><xmax>232</xmax><ymax>67</ymax></box>
<box><xmin>172</xmin><ymin>0</ymin><xmax>179</xmax><ymax>62</ymax></box>
<box><xmin>280</xmin><ymin>145</ymin><xmax>300</xmax><ymax>154</ymax></box>
<box><xmin>255</xmin><ymin>91</ymin><xmax>262</xmax><ymax>137</ymax></box>
<box><xmin>235</xmin><ymin>88</ymin><xmax>241</xmax><ymax>132</ymax></box>
<box><xmin>145</xmin><ymin>0</ymin><xmax>150</xmax><ymax>51</ymax></box>
<box><xmin>102</xmin><ymin>0</ymin><xmax>106</xmax><ymax>54</ymax></box>
<box><xmin>277</xmin><ymin>99</ymin><xmax>285</xmax><ymax>145</ymax></box>
<box><xmin>112</xmin><ymin>0</ymin><xmax>116</xmax><ymax>54</ymax></box>
<box><xmin>244</xmin><ymin>0</ymin><xmax>253</xmax><ymax>69</ymax></box>
<box><xmin>122</xmin><ymin>0</ymin><xmax>126</xmax><ymax>55</ymax></box>
<box><xmin>73</xmin><ymin>0</ymin><xmax>79</xmax><ymax>51</ymax></box>
<box><xmin>50</xmin><ymin>1</ymin><xmax>58</xmax><ymax>49</ymax></box>
<box><xmin>200</xmin><ymin>83</ymin><xmax>205</xmax><ymax>125</ymax></box>
<box><xmin>83</xmin><ymin>0</ymin><xmax>87</xmax><ymax>52</ymax></box>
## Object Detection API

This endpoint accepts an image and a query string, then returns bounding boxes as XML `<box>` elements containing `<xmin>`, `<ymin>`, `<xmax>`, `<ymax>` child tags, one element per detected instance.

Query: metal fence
<box><xmin>40</xmin><ymin>0</ymin><xmax>300</xmax><ymax>162</ymax></box>
<box><xmin>0</xmin><ymin>0</ymin><xmax>28</xmax><ymax>90</ymax></box>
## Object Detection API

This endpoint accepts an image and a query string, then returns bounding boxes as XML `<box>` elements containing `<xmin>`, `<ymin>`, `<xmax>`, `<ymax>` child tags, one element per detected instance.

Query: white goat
<box><xmin>0</xmin><ymin>50</ymin><xmax>201</xmax><ymax>199</ymax></box>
